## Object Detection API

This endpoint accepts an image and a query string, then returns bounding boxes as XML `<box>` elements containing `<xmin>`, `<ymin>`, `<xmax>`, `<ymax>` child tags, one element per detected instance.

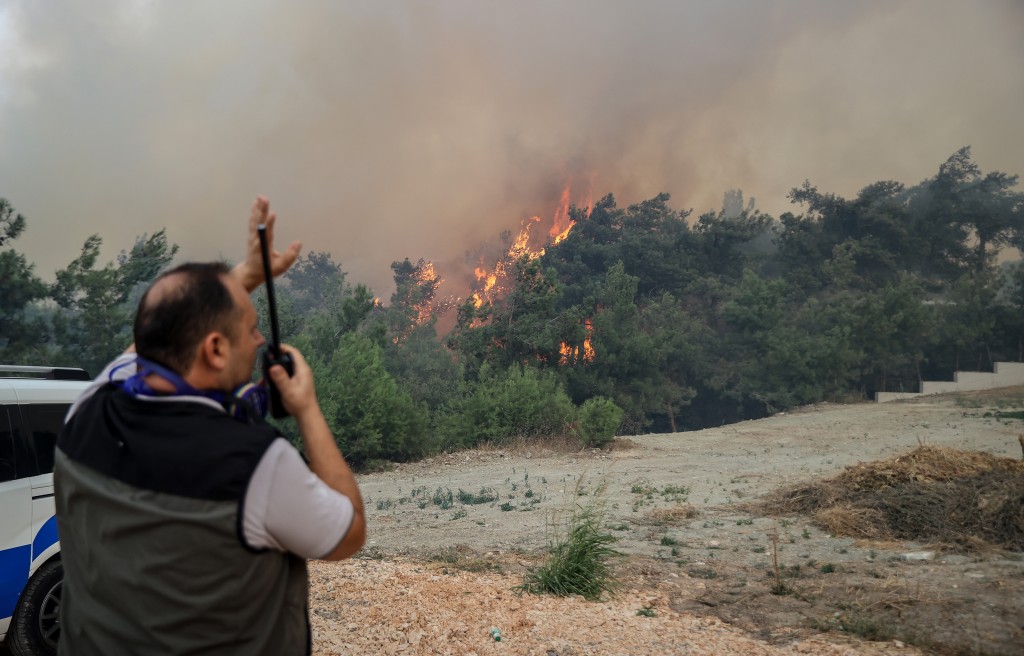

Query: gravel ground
<box><xmin>308</xmin><ymin>559</ymin><xmax>920</xmax><ymax>655</ymax></box>
<box><xmin>308</xmin><ymin>388</ymin><xmax>1024</xmax><ymax>655</ymax></box>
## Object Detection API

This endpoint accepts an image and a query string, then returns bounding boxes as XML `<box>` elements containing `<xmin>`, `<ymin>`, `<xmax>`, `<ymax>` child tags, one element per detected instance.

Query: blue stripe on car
<box><xmin>32</xmin><ymin>515</ymin><xmax>59</xmax><ymax>560</ymax></box>
<box><xmin>0</xmin><ymin>544</ymin><xmax>31</xmax><ymax>618</ymax></box>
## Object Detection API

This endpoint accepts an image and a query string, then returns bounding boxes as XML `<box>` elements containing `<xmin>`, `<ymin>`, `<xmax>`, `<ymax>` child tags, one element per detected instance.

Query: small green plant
<box><xmin>630</xmin><ymin>480</ymin><xmax>655</xmax><ymax>495</ymax></box>
<box><xmin>802</xmin><ymin>528</ymin><xmax>811</xmax><ymax>539</ymax></box>
<box><xmin>736</xmin><ymin>518</ymin><xmax>753</xmax><ymax>525</ymax></box>
<box><xmin>432</xmin><ymin>487</ymin><xmax>454</xmax><ymax>509</ymax></box>
<box><xmin>458</xmin><ymin>487</ymin><xmax>498</xmax><ymax>505</ymax></box>
<box><xmin>499</xmin><ymin>502</ymin><xmax>515</xmax><ymax>512</ymax></box>
<box><xmin>820</xmin><ymin>563</ymin><xmax>836</xmax><ymax>574</ymax></box>
<box><xmin>375</xmin><ymin>499</ymin><xmax>394</xmax><ymax>511</ymax></box>
<box><xmin>518</xmin><ymin>496</ymin><xmax>620</xmax><ymax>601</ymax></box>
<box><xmin>660</xmin><ymin>536</ymin><xmax>677</xmax><ymax>546</ymax></box>
<box><xmin>636</xmin><ymin>606</ymin><xmax>656</xmax><ymax>617</ymax></box>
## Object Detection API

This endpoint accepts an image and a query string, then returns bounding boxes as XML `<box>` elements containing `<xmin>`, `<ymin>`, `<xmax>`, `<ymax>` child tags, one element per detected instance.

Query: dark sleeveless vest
<box><xmin>54</xmin><ymin>384</ymin><xmax>310</xmax><ymax>656</ymax></box>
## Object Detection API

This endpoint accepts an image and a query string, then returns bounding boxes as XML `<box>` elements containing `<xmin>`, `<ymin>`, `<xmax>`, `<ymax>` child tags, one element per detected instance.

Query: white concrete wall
<box><xmin>876</xmin><ymin>361</ymin><xmax>1024</xmax><ymax>402</ymax></box>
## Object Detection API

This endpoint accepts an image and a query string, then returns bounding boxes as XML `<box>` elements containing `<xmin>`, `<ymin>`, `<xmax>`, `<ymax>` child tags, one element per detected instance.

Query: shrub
<box><xmin>575</xmin><ymin>396</ymin><xmax>623</xmax><ymax>448</ymax></box>
<box><xmin>439</xmin><ymin>365</ymin><xmax>575</xmax><ymax>448</ymax></box>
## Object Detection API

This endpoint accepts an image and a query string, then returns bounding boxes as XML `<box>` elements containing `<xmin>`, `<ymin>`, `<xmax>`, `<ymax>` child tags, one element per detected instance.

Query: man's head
<box><xmin>134</xmin><ymin>263</ymin><xmax>265</xmax><ymax>391</ymax></box>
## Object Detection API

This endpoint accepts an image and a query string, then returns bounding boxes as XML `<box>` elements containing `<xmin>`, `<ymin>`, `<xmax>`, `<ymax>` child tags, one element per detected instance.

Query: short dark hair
<box><xmin>133</xmin><ymin>262</ymin><xmax>241</xmax><ymax>374</ymax></box>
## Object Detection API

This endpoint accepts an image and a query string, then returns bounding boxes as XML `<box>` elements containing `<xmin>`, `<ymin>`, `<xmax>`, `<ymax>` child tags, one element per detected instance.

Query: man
<box><xmin>54</xmin><ymin>197</ymin><xmax>365</xmax><ymax>655</ymax></box>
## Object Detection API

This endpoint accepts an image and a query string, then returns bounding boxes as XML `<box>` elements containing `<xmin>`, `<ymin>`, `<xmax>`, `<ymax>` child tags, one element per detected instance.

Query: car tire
<box><xmin>7</xmin><ymin>559</ymin><xmax>61</xmax><ymax>656</ymax></box>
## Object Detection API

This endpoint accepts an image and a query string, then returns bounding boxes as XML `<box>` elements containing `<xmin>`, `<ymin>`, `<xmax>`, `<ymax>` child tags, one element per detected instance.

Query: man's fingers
<box><xmin>269</xmin><ymin>363</ymin><xmax>290</xmax><ymax>384</ymax></box>
<box><xmin>250</xmin><ymin>196</ymin><xmax>268</xmax><ymax>229</ymax></box>
<box><xmin>273</xmin><ymin>241</ymin><xmax>302</xmax><ymax>276</ymax></box>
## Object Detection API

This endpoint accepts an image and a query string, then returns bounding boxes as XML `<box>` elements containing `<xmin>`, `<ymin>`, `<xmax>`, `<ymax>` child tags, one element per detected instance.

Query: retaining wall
<box><xmin>875</xmin><ymin>362</ymin><xmax>1024</xmax><ymax>402</ymax></box>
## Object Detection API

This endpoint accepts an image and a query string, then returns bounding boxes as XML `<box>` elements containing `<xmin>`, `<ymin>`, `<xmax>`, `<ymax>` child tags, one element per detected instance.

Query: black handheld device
<box><xmin>258</xmin><ymin>224</ymin><xmax>294</xmax><ymax>418</ymax></box>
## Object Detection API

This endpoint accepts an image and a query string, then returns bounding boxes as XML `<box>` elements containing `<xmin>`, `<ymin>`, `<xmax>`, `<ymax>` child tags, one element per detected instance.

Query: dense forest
<box><xmin>3</xmin><ymin>147</ymin><xmax>1023</xmax><ymax>467</ymax></box>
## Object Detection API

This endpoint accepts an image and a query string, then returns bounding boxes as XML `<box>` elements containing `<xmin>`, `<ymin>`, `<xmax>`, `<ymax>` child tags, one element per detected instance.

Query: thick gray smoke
<box><xmin>1</xmin><ymin>0</ymin><xmax>1022</xmax><ymax>295</ymax></box>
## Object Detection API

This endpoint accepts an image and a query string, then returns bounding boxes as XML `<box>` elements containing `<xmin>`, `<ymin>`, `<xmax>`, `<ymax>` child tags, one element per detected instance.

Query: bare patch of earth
<box><xmin>311</xmin><ymin>389</ymin><xmax>1024</xmax><ymax>655</ymax></box>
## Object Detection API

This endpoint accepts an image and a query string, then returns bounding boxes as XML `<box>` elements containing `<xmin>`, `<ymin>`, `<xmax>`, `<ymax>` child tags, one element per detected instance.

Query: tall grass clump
<box><xmin>519</xmin><ymin>493</ymin><xmax>620</xmax><ymax>600</ymax></box>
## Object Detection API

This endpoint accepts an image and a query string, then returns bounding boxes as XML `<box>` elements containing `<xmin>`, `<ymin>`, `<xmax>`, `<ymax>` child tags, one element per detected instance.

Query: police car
<box><xmin>1</xmin><ymin>366</ymin><xmax>90</xmax><ymax>656</ymax></box>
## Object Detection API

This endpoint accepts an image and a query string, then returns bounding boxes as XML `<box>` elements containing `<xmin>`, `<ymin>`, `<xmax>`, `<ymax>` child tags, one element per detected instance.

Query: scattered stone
<box><xmin>900</xmin><ymin>551</ymin><xmax>936</xmax><ymax>561</ymax></box>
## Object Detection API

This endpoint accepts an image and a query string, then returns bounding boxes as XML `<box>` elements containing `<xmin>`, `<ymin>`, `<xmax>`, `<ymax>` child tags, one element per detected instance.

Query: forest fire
<box><xmin>470</xmin><ymin>179</ymin><xmax>592</xmax><ymax>309</ymax></box>
<box><xmin>558</xmin><ymin>319</ymin><xmax>595</xmax><ymax>365</ymax></box>
<box><xmin>550</xmin><ymin>183</ymin><xmax>575</xmax><ymax>245</ymax></box>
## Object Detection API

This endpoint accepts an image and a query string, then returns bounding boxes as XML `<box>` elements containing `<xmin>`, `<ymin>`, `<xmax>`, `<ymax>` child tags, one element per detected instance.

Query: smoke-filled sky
<box><xmin>1</xmin><ymin>0</ymin><xmax>1022</xmax><ymax>296</ymax></box>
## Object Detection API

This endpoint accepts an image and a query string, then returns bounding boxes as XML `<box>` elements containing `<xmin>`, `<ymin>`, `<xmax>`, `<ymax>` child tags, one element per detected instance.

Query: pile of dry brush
<box><xmin>762</xmin><ymin>445</ymin><xmax>1024</xmax><ymax>551</ymax></box>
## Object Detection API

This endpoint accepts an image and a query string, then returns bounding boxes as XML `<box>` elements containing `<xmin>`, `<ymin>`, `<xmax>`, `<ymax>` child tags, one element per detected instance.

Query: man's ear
<box><xmin>200</xmin><ymin>332</ymin><xmax>229</xmax><ymax>372</ymax></box>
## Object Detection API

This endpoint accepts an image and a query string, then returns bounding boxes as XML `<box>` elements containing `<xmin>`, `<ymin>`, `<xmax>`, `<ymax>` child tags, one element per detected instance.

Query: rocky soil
<box><xmin>313</xmin><ymin>388</ymin><xmax>1024</xmax><ymax>655</ymax></box>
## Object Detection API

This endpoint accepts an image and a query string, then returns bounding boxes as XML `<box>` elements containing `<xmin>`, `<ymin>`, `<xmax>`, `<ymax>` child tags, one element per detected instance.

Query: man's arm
<box><xmin>269</xmin><ymin>344</ymin><xmax>366</xmax><ymax>559</ymax></box>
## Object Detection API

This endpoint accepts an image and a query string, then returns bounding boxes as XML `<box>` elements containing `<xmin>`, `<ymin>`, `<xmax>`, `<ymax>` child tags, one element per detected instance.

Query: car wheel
<box><xmin>7</xmin><ymin>559</ymin><xmax>61</xmax><ymax>656</ymax></box>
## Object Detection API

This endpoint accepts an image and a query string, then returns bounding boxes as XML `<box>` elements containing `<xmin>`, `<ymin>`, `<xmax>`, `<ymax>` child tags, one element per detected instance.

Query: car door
<box><xmin>0</xmin><ymin>403</ymin><xmax>32</xmax><ymax>623</ymax></box>
<box><xmin>20</xmin><ymin>404</ymin><xmax>66</xmax><ymax>564</ymax></box>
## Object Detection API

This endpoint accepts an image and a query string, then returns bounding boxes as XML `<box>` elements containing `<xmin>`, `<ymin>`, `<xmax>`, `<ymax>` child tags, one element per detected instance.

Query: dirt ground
<box><xmin>315</xmin><ymin>388</ymin><xmax>1024</xmax><ymax>655</ymax></box>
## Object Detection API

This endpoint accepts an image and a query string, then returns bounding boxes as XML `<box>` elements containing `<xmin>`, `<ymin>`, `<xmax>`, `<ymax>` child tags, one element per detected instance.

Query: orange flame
<box><xmin>550</xmin><ymin>182</ymin><xmax>575</xmax><ymax>244</ymax></box>
<box><xmin>469</xmin><ymin>176</ymin><xmax>595</xmax><ymax>312</ymax></box>
<box><xmin>558</xmin><ymin>319</ymin><xmax>595</xmax><ymax>365</ymax></box>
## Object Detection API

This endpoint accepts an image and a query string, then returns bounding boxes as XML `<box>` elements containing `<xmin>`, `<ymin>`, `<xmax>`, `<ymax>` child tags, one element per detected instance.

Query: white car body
<box><xmin>0</xmin><ymin>372</ymin><xmax>90</xmax><ymax>647</ymax></box>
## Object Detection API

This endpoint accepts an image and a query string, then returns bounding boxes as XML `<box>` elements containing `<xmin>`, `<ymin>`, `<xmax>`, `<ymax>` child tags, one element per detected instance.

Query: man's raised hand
<box><xmin>233</xmin><ymin>196</ymin><xmax>302</xmax><ymax>293</ymax></box>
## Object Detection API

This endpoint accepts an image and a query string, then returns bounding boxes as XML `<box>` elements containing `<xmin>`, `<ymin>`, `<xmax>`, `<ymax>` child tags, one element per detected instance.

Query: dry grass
<box><xmin>761</xmin><ymin>446</ymin><xmax>1024</xmax><ymax>551</ymax></box>
<box><xmin>638</xmin><ymin>505</ymin><xmax>700</xmax><ymax>527</ymax></box>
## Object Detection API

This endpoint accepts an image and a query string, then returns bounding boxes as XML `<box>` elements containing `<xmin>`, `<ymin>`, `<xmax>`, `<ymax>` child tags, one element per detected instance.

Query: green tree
<box><xmin>692</xmin><ymin>202</ymin><xmax>773</xmax><ymax>280</ymax></box>
<box><xmin>283</xmin><ymin>251</ymin><xmax>348</xmax><ymax>318</ymax></box>
<box><xmin>933</xmin><ymin>273</ymin><xmax>998</xmax><ymax>372</ymax></box>
<box><xmin>908</xmin><ymin>147</ymin><xmax>1023</xmax><ymax>281</ymax></box>
<box><xmin>850</xmin><ymin>277</ymin><xmax>936</xmax><ymax>393</ymax></box>
<box><xmin>449</xmin><ymin>258</ymin><xmax>567</xmax><ymax>376</ymax></box>
<box><xmin>563</xmin><ymin>262</ymin><xmax>682</xmax><ymax>432</ymax></box>
<box><xmin>51</xmin><ymin>231</ymin><xmax>177</xmax><ymax>374</ymax></box>
<box><xmin>386</xmin><ymin>258</ymin><xmax>441</xmax><ymax>343</ymax></box>
<box><xmin>783</xmin><ymin>180</ymin><xmax>915</xmax><ymax>289</ymax></box>
<box><xmin>314</xmin><ymin>332</ymin><xmax>431</xmax><ymax>467</ymax></box>
<box><xmin>0</xmin><ymin>198</ymin><xmax>49</xmax><ymax>363</ymax></box>
<box><xmin>382</xmin><ymin>321</ymin><xmax>461</xmax><ymax>414</ymax></box>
